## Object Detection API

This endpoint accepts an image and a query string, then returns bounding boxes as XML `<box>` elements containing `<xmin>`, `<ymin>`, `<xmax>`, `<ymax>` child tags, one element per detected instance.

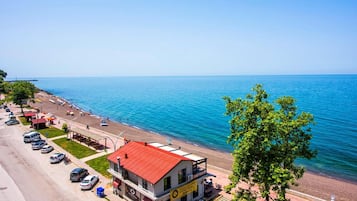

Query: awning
<box><xmin>70</xmin><ymin>127</ymin><xmax>102</xmax><ymax>141</ymax></box>
<box><xmin>32</xmin><ymin>118</ymin><xmax>47</xmax><ymax>124</ymax></box>
<box><xmin>113</xmin><ymin>180</ymin><xmax>121</xmax><ymax>188</ymax></box>
<box><xmin>143</xmin><ymin>197</ymin><xmax>152</xmax><ymax>201</ymax></box>
<box><xmin>24</xmin><ymin>112</ymin><xmax>37</xmax><ymax>117</ymax></box>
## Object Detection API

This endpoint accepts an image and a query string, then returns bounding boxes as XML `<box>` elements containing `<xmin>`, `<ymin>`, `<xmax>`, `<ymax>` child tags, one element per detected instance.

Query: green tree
<box><xmin>223</xmin><ymin>84</ymin><xmax>317</xmax><ymax>201</ymax></box>
<box><xmin>0</xmin><ymin>69</ymin><xmax>7</xmax><ymax>93</ymax></box>
<box><xmin>62</xmin><ymin>123</ymin><xmax>69</xmax><ymax>133</ymax></box>
<box><xmin>10</xmin><ymin>81</ymin><xmax>37</xmax><ymax>113</ymax></box>
<box><xmin>0</xmin><ymin>69</ymin><xmax>7</xmax><ymax>80</ymax></box>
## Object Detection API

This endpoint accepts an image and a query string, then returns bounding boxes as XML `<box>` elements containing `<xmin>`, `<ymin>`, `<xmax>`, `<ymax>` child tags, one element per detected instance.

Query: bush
<box><xmin>62</xmin><ymin>123</ymin><xmax>68</xmax><ymax>133</ymax></box>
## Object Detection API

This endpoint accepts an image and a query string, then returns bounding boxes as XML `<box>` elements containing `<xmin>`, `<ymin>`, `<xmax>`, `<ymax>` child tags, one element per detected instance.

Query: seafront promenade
<box><xmin>3</xmin><ymin>102</ymin><xmax>312</xmax><ymax>201</ymax></box>
<box><xmin>32</xmin><ymin>108</ymin><xmax>314</xmax><ymax>200</ymax></box>
<box><xmin>26</xmin><ymin>91</ymin><xmax>339</xmax><ymax>201</ymax></box>
<box><xmin>3</xmin><ymin>90</ymin><xmax>355</xmax><ymax>200</ymax></box>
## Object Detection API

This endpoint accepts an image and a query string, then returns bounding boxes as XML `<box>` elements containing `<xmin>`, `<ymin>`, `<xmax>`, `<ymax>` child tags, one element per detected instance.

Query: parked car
<box><xmin>100</xmin><ymin>118</ymin><xmax>108</xmax><ymax>126</ymax></box>
<box><xmin>5</xmin><ymin>119</ymin><xmax>20</xmax><ymax>126</ymax></box>
<box><xmin>23</xmin><ymin>132</ymin><xmax>41</xmax><ymax>143</ymax></box>
<box><xmin>5</xmin><ymin>108</ymin><xmax>10</xmax><ymax>112</ymax></box>
<box><xmin>80</xmin><ymin>175</ymin><xmax>99</xmax><ymax>190</ymax></box>
<box><xmin>50</xmin><ymin>153</ymin><xmax>65</xmax><ymax>164</ymax></box>
<box><xmin>41</xmin><ymin>145</ymin><xmax>54</xmax><ymax>154</ymax></box>
<box><xmin>32</xmin><ymin>140</ymin><xmax>47</xmax><ymax>150</ymax></box>
<box><xmin>23</xmin><ymin>130</ymin><xmax>36</xmax><ymax>136</ymax></box>
<box><xmin>70</xmin><ymin>168</ymin><xmax>89</xmax><ymax>182</ymax></box>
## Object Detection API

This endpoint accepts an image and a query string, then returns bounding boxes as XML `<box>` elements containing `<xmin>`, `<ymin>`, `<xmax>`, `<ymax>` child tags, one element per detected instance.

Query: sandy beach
<box><xmin>30</xmin><ymin>90</ymin><xmax>357</xmax><ymax>201</ymax></box>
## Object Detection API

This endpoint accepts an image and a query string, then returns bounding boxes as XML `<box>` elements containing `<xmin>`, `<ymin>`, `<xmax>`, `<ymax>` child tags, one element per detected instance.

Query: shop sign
<box><xmin>170</xmin><ymin>180</ymin><xmax>197</xmax><ymax>200</ymax></box>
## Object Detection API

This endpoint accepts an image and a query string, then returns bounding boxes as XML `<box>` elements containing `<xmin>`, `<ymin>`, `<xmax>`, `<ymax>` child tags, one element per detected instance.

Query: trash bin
<box><xmin>96</xmin><ymin>187</ymin><xmax>104</xmax><ymax>198</ymax></box>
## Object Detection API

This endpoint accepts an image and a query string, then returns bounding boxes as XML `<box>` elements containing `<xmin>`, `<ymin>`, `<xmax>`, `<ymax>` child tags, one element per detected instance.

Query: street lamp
<box><xmin>104</xmin><ymin>131</ymin><xmax>125</xmax><ymax>152</ymax></box>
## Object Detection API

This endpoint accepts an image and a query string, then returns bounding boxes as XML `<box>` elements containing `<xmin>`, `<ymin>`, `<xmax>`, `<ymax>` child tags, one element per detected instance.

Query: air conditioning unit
<box><xmin>187</xmin><ymin>174</ymin><xmax>193</xmax><ymax>181</ymax></box>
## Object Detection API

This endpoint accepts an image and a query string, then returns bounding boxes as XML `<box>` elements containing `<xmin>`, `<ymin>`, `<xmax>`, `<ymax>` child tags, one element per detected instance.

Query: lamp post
<box><xmin>104</xmin><ymin>131</ymin><xmax>125</xmax><ymax>152</ymax></box>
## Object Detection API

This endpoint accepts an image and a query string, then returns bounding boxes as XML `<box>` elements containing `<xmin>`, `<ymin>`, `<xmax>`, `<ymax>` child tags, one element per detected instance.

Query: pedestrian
<box><xmin>86</xmin><ymin>125</ymin><xmax>89</xmax><ymax>130</ymax></box>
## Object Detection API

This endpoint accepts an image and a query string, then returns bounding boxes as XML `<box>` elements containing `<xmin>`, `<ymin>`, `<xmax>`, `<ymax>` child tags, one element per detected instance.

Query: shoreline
<box><xmin>31</xmin><ymin>90</ymin><xmax>357</xmax><ymax>200</ymax></box>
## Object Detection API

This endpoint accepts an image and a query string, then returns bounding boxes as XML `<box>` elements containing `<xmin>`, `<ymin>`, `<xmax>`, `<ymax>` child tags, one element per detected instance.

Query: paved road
<box><xmin>0</xmin><ymin>110</ymin><xmax>105</xmax><ymax>201</ymax></box>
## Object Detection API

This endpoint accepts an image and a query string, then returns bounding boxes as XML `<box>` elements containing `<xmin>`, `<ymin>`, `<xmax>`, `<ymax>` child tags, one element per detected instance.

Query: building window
<box><xmin>114</xmin><ymin>163</ymin><xmax>119</xmax><ymax>172</ymax></box>
<box><xmin>180</xmin><ymin>195</ymin><xmax>187</xmax><ymax>201</ymax></box>
<box><xmin>164</xmin><ymin>176</ymin><xmax>171</xmax><ymax>191</ymax></box>
<box><xmin>123</xmin><ymin>170</ymin><xmax>129</xmax><ymax>179</ymax></box>
<box><xmin>193</xmin><ymin>185</ymin><xmax>199</xmax><ymax>198</ymax></box>
<box><xmin>142</xmin><ymin>179</ymin><xmax>148</xmax><ymax>190</ymax></box>
<box><xmin>178</xmin><ymin>168</ymin><xmax>187</xmax><ymax>184</ymax></box>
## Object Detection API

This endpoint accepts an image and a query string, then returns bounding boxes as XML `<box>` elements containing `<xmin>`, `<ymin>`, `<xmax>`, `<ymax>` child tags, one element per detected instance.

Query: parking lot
<box><xmin>0</xmin><ymin>108</ymin><xmax>115</xmax><ymax>201</ymax></box>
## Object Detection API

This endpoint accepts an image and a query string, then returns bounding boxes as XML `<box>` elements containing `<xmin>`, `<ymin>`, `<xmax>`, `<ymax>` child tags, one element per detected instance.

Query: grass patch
<box><xmin>53</xmin><ymin>138</ymin><xmax>97</xmax><ymax>159</ymax></box>
<box><xmin>37</xmin><ymin>127</ymin><xmax>67</xmax><ymax>138</ymax></box>
<box><xmin>19</xmin><ymin>116</ymin><xmax>31</xmax><ymax>126</ymax></box>
<box><xmin>86</xmin><ymin>154</ymin><xmax>111</xmax><ymax>178</ymax></box>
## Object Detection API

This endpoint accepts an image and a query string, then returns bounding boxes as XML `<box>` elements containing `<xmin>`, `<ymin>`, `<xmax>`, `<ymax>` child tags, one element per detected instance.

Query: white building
<box><xmin>107</xmin><ymin>141</ymin><xmax>211</xmax><ymax>201</ymax></box>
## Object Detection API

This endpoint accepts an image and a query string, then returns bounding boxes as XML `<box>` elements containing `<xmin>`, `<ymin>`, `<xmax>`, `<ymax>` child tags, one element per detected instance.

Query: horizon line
<box><xmin>6</xmin><ymin>73</ymin><xmax>357</xmax><ymax>80</ymax></box>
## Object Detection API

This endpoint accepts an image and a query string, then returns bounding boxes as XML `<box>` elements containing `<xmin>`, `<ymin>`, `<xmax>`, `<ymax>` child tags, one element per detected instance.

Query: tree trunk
<box><xmin>265</xmin><ymin>183</ymin><xmax>270</xmax><ymax>201</ymax></box>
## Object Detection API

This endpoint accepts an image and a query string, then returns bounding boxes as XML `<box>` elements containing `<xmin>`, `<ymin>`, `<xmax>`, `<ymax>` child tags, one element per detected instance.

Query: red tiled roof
<box><xmin>32</xmin><ymin>118</ymin><xmax>47</xmax><ymax>124</ymax></box>
<box><xmin>24</xmin><ymin>112</ymin><xmax>37</xmax><ymax>117</ymax></box>
<box><xmin>108</xmin><ymin>141</ymin><xmax>191</xmax><ymax>184</ymax></box>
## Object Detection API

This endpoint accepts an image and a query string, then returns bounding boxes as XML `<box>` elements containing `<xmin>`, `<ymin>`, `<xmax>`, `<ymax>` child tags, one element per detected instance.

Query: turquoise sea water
<box><xmin>32</xmin><ymin>75</ymin><xmax>357</xmax><ymax>182</ymax></box>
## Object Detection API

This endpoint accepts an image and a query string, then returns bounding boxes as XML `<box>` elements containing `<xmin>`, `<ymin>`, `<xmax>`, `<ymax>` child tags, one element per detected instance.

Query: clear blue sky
<box><xmin>1</xmin><ymin>0</ymin><xmax>356</xmax><ymax>77</ymax></box>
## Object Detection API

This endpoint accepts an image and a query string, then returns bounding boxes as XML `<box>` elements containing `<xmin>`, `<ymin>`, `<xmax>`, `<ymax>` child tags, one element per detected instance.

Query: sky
<box><xmin>1</xmin><ymin>0</ymin><xmax>356</xmax><ymax>78</ymax></box>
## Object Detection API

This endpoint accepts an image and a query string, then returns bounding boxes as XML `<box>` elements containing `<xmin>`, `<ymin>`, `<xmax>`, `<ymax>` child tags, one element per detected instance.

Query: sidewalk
<box><xmin>80</xmin><ymin>151</ymin><xmax>113</xmax><ymax>163</ymax></box>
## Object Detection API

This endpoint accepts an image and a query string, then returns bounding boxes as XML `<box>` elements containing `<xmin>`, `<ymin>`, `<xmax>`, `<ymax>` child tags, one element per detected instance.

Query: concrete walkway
<box><xmin>80</xmin><ymin>151</ymin><xmax>113</xmax><ymax>163</ymax></box>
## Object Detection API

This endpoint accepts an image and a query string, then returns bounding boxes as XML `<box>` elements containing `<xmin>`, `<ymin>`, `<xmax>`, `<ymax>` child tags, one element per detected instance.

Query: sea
<box><xmin>29</xmin><ymin>75</ymin><xmax>357</xmax><ymax>182</ymax></box>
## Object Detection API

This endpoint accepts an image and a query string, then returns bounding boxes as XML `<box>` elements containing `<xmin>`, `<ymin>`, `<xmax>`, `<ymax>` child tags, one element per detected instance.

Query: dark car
<box><xmin>5</xmin><ymin>108</ymin><xmax>10</xmax><ymax>112</ymax></box>
<box><xmin>5</xmin><ymin>119</ymin><xmax>20</xmax><ymax>126</ymax></box>
<box><xmin>70</xmin><ymin>168</ymin><xmax>89</xmax><ymax>182</ymax></box>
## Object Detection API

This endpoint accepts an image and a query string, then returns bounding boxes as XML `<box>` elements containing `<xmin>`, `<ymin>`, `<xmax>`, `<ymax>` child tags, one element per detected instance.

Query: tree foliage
<box><xmin>0</xmin><ymin>69</ymin><xmax>7</xmax><ymax>80</ymax></box>
<box><xmin>223</xmin><ymin>84</ymin><xmax>317</xmax><ymax>201</ymax></box>
<box><xmin>0</xmin><ymin>69</ymin><xmax>7</xmax><ymax>93</ymax></box>
<box><xmin>9</xmin><ymin>81</ymin><xmax>37</xmax><ymax>113</ymax></box>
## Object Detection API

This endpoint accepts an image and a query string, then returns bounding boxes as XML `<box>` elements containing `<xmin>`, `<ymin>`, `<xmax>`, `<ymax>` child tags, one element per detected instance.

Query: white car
<box><xmin>49</xmin><ymin>153</ymin><xmax>65</xmax><ymax>164</ymax></box>
<box><xmin>41</xmin><ymin>145</ymin><xmax>54</xmax><ymax>154</ymax></box>
<box><xmin>80</xmin><ymin>175</ymin><xmax>99</xmax><ymax>190</ymax></box>
<box><xmin>100</xmin><ymin>119</ymin><xmax>108</xmax><ymax>126</ymax></box>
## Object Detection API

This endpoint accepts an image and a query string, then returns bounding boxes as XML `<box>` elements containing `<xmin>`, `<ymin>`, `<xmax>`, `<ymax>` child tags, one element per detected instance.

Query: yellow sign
<box><xmin>170</xmin><ymin>180</ymin><xmax>198</xmax><ymax>200</ymax></box>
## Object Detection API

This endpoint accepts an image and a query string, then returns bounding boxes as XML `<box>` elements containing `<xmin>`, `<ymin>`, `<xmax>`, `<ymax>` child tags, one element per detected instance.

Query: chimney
<box><xmin>125</xmin><ymin>153</ymin><xmax>128</xmax><ymax>159</ymax></box>
<box><xmin>144</xmin><ymin>142</ymin><xmax>147</xmax><ymax>146</ymax></box>
<box><xmin>117</xmin><ymin>157</ymin><xmax>121</xmax><ymax>167</ymax></box>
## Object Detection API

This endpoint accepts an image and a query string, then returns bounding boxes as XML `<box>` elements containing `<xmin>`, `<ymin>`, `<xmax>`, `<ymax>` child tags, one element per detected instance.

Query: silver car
<box><xmin>50</xmin><ymin>153</ymin><xmax>65</xmax><ymax>164</ymax></box>
<box><xmin>32</xmin><ymin>140</ymin><xmax>47</xmax><ymax>150</ymax></box>
<box><xmin>80</xmin><ymin>175</ymin><xmax>99</xmax><ymax>190</ymax></box>
<box><xmin>41</xmin><ymin>145</ymin><xmax>54</xmax><ymax>154</ymax></box>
